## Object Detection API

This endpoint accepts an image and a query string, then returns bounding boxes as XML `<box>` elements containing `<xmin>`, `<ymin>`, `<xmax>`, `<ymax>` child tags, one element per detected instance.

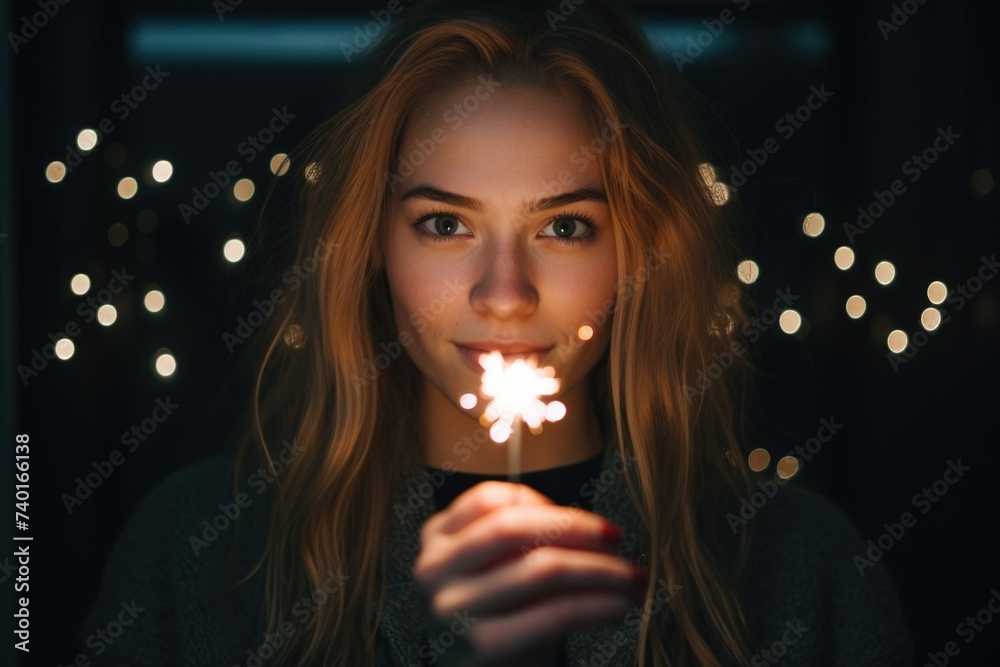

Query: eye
<box><xmin>410</xmin><ymin>211</ymin><xmax>471</xmax><ymax>243</ymax></box>
<box><xmin>540</xmin><ymin>213</ymin><xmax>598</xmax><ymax>246</ymax></box>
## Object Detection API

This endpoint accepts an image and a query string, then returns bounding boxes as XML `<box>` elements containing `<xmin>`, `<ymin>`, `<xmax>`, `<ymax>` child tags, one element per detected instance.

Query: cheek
<box><xmin>384</xmin><ymin>239</ymin><xmax>460</xmax><ymax>332</ymax></box>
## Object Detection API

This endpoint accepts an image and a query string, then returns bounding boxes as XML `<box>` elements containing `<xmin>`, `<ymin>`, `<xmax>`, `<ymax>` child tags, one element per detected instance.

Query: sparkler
<box><xmin>460</xmin><ymin>350</ymin><xmax>566</xmax><ymax>505</ymax></box>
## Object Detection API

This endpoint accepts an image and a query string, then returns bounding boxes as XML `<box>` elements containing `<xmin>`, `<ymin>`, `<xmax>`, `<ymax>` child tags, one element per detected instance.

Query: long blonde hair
<box><xmin>222</xmin><ymin>1</ymin><xmax>760</xmax><ymax>664</ymax></box>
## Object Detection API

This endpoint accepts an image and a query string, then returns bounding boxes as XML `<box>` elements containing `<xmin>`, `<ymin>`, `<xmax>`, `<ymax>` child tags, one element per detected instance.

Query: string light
<box><xmin>845</xmin><ymin>295</ymin><xmax>866</xmax><ymax>319</ymax></box>
<box><xmin>151</xmin><ymin>160</ymin><xmax>173</xmax><ymax>183</ymax></box>
<box><xmin>736</xmin><ymin>260</ymin><xmax>760</xmax><ymax>285</ymax></box>
<box><xmin>802</xmin><ymin>212</ymin><xmax>825</xmax><ymax>237</ymax></box>
<box><xmin>223</xmin><ymin>237</ymin><xmax>246</xmax><ymax>263</ymax></box>
<box><xmin>70</xmin><ymin>273</ymin><xmax>91</xmax><ymax>295</ymax></box>
<box><xmin>834</xmin><ymin>246</ymin><xmax>855</xmax><ymax>270</ymax></box>
<box><xmin>875</xmin><ymin>261</ymin><xmax>896</xmax><ymax>285</ymax></box>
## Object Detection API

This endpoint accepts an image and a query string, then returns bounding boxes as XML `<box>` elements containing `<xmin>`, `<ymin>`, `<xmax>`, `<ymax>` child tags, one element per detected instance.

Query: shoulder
<box><xmin>734</xmin><ymin>482</ymin><xmax>914</xmax><ymax>667</ymax></box>
<box><xmin>80</xmin><ymin>454</ymin><xmax>266</xmax><ymax>666</ymax></box>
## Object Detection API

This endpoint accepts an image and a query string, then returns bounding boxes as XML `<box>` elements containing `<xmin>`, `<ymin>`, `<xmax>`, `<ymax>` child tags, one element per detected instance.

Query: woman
<box><xmin>80</xmin><ymin>1</ymin><xmax>913</xmax><ymax>665</ymax></box>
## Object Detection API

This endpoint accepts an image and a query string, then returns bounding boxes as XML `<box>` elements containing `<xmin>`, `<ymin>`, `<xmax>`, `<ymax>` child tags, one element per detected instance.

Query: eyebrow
<box><xmin>399</xmin><ymin>185</ymin><xmax>608</xmax><ymax>215</ymax></box>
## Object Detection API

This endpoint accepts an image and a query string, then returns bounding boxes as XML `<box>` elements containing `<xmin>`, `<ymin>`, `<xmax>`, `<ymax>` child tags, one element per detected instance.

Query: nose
<box><xmin>469</xmin><ymin>238</ymin><xmax>539</xmax><ymax>320</ymax></box>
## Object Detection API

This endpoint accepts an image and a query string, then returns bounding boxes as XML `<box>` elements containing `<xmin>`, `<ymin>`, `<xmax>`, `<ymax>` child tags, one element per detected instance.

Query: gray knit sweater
<box><xmin>79</xmin><ymin>437</ymin><xmax>913</xmax><ymax>666</ymax></box>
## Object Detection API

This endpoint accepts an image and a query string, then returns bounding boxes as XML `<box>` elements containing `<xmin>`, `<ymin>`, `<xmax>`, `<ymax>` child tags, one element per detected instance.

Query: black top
<box><xmin>424</xmin><ymin>448</ymin><xmax>606</xmax><ymax>510</ymax></box>
<box><xmin>423</xmin><ymin>449</ymin><xmax>606</xmax><ymax>666</ymax></box>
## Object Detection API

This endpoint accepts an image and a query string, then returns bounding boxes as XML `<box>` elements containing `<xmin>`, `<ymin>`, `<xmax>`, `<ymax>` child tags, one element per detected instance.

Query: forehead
<box><xmin>396</xmin><ymin>80</ymin><xmax>601</xmax><ymax>201</ymax></box>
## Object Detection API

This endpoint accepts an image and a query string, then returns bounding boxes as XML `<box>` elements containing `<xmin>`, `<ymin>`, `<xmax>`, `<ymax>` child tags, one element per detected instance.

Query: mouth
<box><xmin>454</xmin><ymin>344</ymin><xmax>554</xmax><ymax>373</ymax></box>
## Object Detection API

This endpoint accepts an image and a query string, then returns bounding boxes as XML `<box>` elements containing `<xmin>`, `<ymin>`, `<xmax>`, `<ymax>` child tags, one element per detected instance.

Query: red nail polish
<box><xmin>631</xmin><ymin>566</ymin><xmax>649</xmax><ymax>584</ymax></box>
<box><xmin>600</xmin><ymin>523</ymin><xmax>623</xmax><ymax>545</ymax></box>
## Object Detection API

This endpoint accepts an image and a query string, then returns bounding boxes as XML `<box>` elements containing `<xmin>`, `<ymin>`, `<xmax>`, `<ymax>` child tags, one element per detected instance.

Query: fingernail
<box><xmin>631</xmin><ymin>566</ymin><xmax>649</xmax><ymax>585</ymax></box>
<box><xmin>599</xmin><ymin>522</ymin><xmax>623</xmax><ymax>545</ymax></box>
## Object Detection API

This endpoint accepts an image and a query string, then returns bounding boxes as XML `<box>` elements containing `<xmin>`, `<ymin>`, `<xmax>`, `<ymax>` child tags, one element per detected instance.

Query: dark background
<box><xmin>2</xmin><ymin>0</ymin><xmax>997</xmax><ymax>665</ymax></box>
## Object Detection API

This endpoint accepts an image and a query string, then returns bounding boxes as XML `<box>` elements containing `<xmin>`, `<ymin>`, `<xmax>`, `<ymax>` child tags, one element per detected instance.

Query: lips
<box><xmin>454</xmin><ymin>343</ymin><xmax>553</xmax><ymax>373</ymax></box>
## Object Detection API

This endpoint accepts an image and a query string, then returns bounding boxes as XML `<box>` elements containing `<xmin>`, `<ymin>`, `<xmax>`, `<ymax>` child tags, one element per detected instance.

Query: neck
<box><xmin>418</xmin><ymin>376</ymin><xmax>604</xmax><ymax>474</ymax></box>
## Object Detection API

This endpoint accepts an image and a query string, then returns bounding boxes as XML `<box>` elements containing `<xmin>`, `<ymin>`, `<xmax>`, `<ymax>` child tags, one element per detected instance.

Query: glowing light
<box><xmin>151</xmin><ymin>160</ymin><xmax>173</xmax><ymax>183</ymax></box>
<box><xmin>77</xmin><ymin>129</ymin><xmax>98</xmax><ymax>151</ymax></box>
<box><xmin>304</xmin><ymin>162</ymin><xmax>321</xmax><ymax>184</ymax></box>
<box><xmin>927</xmin><ymin>281</ymin><xmax>947</xmax><ymax>305</ymax></box>
<box><xmin>887</xmin><ymin>329</ymin><xmax>908</xmax><ymax>353</ymax></box>
<box><xmin>834</xmin><ymin>246</ymin><xmax>855</xmax><ymax>270</ymax></box>
<box><xmin>155</xmin><ymin>351</ymin><xmax>177</xmax><ymax>377</ymax></box>
<box><xmin>97</xmin><ymin>305</ymin><xmax>117</xmax><ymax>326</ymax></box>
<box><xmin>776</xmin><ymin>456</ymin><xmax>799</xmax><ymax>479</ymax></box>
<box><xmin>708</xmin><ymin>181</ymin><xmax>730</xmax><ymax>206</ymax></box>
<box><xmin>55</xmin><ymin>338</ymin><xmax>75</xmax><ymax>360</ymax></box>
<box><xmin>845</xmin><ymin>295</ymin><xmax>866</xmax><ymax>319</ymax></box>
<box><xmin>972</xmin><ymin>168</ymin><xmax>994</xmax><ymax>196</ymax></box>
<box><xmin>223</xmin><ymin>238</ymin><xmax>246</xmax><ymax>263</ymax></box>
<box><xmin>478</xmin><ymin>351</ymin><xmax>562</xmax><ymax>442</ymax></box>
<box><xmin>921</xmin><ymin>307</ymin><xmax>941</xmax><ymax>331</ymax></box>
<box><xmin>108</xmin><ymin>223</ymin><xmax>128</xmax><ymax>246</ymax></box>
<box><xmin>270</xmin><ymin>153</ymin><xmax>290</xmax><ymax>176</ymax></box>
<box><xmin>70</xmin><ymin>273</ymin><xmax>91</xmax><ymax>295</ymax></box>
<box><xmin>802</xmin><ymin>212</ymin><xmax>825</xmax><ymax>237</ymax></box>
<box><xmin>698</xmin><ymin>162</ymin><xmax>717</xmax><ymax>186</ymax></box>
<box><xmin>45</xmin><ymin>161</ymin><xmax>66</xmax><ymax>183</ymax></box>
<box><xmin>545</xmin><ymin>401</ymin><xmax>566</xmax><ymax>422</ymax></box>
<box><xmin>283</xmin><ymin>324</ymin><xmax>306</xmax><ymax>349</ymax></box>
<box><xmin>779</xmin><ymin>309</ymin><xmax>802</xmax><ymax>334</ymax></box>
<box><xmin>748</xmin><ymin>448</ymin><xmax>770</xmax><ymax>472</ymax></box>
<box><xmin>233</xmin><ymin>178</ymin><xmax>255</xmax><ymax>202</ymax></box>
<box><xmin>736</xmin><ymin>260</ymin><xmax>760</xmax><ymax>285</ymax></box>
<box><xmin>459</xmin><ymin>393</ymin><xmax>478</xmax><ymax>409</ymax></box>
<box><xmin>577</xmin><ymin>325</ymin><xmax>593</xmax><ymax>341</ymax></box>
<box><xmin>144</xmin><ymin>289</ymin><xmax>165</xmax><ymax>313</ymax></box>
<box><xmin>117</xmin><ymin>177</ymin><xmax>138</xmax><ymax>200</ymax></box>
<box><xmin>875</xmin><ymin>261</ymin><xmax>896</xmax><ymax>285</ymax></box>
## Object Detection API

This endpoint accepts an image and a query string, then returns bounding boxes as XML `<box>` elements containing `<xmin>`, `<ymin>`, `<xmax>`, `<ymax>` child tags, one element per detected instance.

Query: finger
<box><xmin>416</xmin><ymin>505</ymin><xmax>621</xmax><ymax>589</ymax></box>
<box><xmin>435</xmin><ymin>546</ymin><xmax>644</xmax><ymax>618</ymax></box>
<box><xmin>465</xmin><ymin>590</ymin><xmax>639</xmax><ymax>662</ymax></box>
<box><xmin>436</xmin><ymin>480</ymin><xmax>557</xmax><ymax>535</ymax></box>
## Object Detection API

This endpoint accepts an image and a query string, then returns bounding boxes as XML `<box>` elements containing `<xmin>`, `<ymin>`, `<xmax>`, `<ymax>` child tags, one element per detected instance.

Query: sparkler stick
<box><xmin>466</xmin><ymin>350</ymin><xmax>566</xmax><ymax>505</ymax></box>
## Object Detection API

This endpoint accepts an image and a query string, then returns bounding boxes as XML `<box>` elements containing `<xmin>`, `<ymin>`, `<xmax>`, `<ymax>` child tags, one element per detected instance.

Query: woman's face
<box><xmin>383</xmin><ymin>78</ymin><xmax>618</xmax><ymax>414</ymax></box>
